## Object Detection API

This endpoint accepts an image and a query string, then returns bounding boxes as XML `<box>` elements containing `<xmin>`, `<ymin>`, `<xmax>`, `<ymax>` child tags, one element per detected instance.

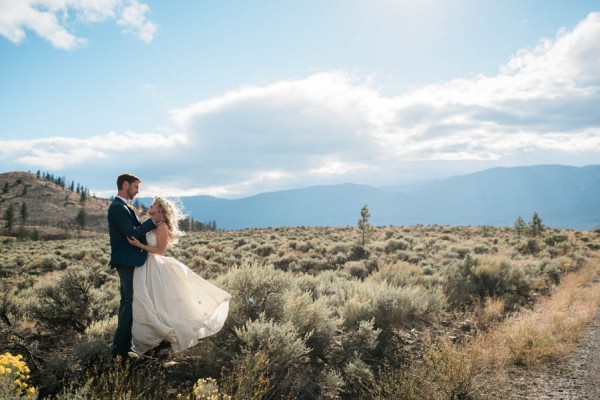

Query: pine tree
<box><xmin>2</xmin><ymin>182</ymin><xmax>8</xmax><ymax>194</ymax></box>
<box><xmin>4</xmin><ymin>203</ymin><xmax>15</xmax><ymax>234</ymax></box>
<box><xmin>514</xmin><ymin>216</ymin><xmax>527</xmax><ymax>239</ymax></box>
<box><xmin>75</xmin><ymin>208</ymin><xmax>87</xmax><ymax>231</ymax></box>
<box><xmin>529</xmin><ymin>211</ymin><xmax>545</xmax><ymax>237</ymax></box>
<box><xmin>20</xmin><ymin>202</ymin><xmax>27</xmax><ymax>226</ymax></box>
<box><xmin>357</xmin><ymin>204</ymin><xmax>371</xmax><ymax>246</ymax></box>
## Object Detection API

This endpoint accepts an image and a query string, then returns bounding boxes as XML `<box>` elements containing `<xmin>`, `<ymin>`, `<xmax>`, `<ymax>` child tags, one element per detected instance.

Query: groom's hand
<box><xmin>150</xmin><ymin>214</ymin><xmax>163</xmax><ymax>225</ymax></box>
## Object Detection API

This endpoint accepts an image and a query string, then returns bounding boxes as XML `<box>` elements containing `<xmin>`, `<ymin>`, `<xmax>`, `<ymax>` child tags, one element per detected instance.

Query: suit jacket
<box><xmin>108</xmin><ymin>197</ymin><xmax>157</xmax><ymax>268</ymax></box>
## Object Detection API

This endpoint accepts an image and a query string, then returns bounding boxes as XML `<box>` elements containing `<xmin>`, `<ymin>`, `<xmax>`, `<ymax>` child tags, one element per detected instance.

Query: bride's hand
<box><xmin>127</xmin><ymin>236</ymin><xmax>141</xmax><ymax>248</ymax></box>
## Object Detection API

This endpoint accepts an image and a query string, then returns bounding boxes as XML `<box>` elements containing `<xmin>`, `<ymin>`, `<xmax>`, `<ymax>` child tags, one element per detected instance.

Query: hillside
<box><xmin>0</xmin><ymin>171</ymin><xmax>110</xmax><ymax>238</ymax></box>
<box><xmin>3</xmin><ymin>165</ymin><xmax>600</xmax><ymax>235</ymax></box>
<box><xmin>141</xmin><ymin>164</ymin><xmax>600</xmax><ymax>230</ymax></box>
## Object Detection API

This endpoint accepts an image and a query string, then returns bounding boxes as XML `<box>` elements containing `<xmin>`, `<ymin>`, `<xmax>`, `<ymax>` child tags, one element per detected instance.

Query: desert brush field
<box><xmin>2</xmin><ymin>223</ymin><xmax>600</xmax><ymax>399</ymax></box>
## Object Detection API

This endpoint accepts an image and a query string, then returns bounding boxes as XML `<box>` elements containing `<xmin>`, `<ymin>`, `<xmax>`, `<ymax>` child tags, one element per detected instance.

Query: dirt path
<box><xmin>497</xmin><ymin>309</ymin><xmax>600</xmax><ymax>399</ymax></box>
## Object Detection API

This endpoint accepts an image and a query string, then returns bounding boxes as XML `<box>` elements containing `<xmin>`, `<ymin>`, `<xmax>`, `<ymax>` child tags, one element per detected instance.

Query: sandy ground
<box><xmin>492</xmin><ymin>310</ymin><xmax>600</xmax><ymax>399</ymax></box>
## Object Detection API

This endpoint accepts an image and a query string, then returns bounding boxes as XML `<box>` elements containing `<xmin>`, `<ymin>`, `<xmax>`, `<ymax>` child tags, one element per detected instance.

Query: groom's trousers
<box><xmin>112</xmin><ymin>265</ymin><xmax>135</xmax><ymax>357</ymax></box>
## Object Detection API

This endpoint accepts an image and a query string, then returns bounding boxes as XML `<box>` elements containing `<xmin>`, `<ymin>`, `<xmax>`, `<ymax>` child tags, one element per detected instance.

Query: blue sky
<box><xmin>1</xmin><ymin>1</ymin><xmax>600</xmax><ymax>199</ymax></box>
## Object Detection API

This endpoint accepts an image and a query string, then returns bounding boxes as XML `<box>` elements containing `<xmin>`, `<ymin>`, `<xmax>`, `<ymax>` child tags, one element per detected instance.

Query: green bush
<box><xmin>446</xmin><ymin>255</ymin><xmax>532</xmax><ymax>310</ymax></box>
<box><xmin>221</xmin><ymin>263</ymin><xmax>290</xmax><ymax>325</ymax></box>
<box><xmin>28</xmin><ymin>267</ymin><xmax>110</xmax><ymax>335</ymax></box>
<box><xmin>235</xmin><ymin>316</ymin><xmax>310</xmax><ymax>398</ymax></box>
<box><xmin>283</xmin><ymin>291</ymin><xmax>341</xmax><ymax>360</ymax></box>
<box><xmin>383</xmin><ymin>239</ymin><xmax>410</xmax><ymax>254</ymax></box>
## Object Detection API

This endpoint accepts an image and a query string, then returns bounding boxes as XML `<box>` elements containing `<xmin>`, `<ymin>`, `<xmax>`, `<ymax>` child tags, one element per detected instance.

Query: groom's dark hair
<box><xmin>117</xmin><ymin>173</ymin><xmax>141</xmax><ymax>190</ymax></box>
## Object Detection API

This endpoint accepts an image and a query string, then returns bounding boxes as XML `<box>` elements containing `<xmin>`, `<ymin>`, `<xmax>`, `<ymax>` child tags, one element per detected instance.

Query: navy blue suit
<box><xmin>108</xmin><ymin>197</ymin><xmax>157</xmax><ymax>356</ymax></box>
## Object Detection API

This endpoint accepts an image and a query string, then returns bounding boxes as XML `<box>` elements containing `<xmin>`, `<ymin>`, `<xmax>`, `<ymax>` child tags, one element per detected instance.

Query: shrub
<box><xmin>341</xmin><ymin>319</ymin><xmax>381</xmax><ymax>356</ymax></box>
<box><xmin>221</xmin><ymin>352</ymin><xmax>272</xmax><ymax>400</ymax></box>
<box><xmin>370</xmin><ymin>338</ymin><xmax>484</xmax><ymax>400</ymax></box>
<box><xmin>383</xmin><ymin>239</ymin><xmax>409</xmax><ymax>254</ymax></box>
<box><xmin>343</xmin><ymin>356</ymin><xmax>374</xmax><ymax>398</ymax></box>
<box><xmin>58</xmin><ymin>357</ymin><xmax>170</xmax><ymax>399</ymax></box>
<box><xmin>271</xmin><ymin>254</ymin><xmax>297</xmax><ymax>271</ymax></box>
<box><xmin>191</xmin><ymin>377</ymin><xmax>231</xmax><ymax>400</ymax></box>
<box><xmin>348</xmin><ymin>245</ymin><xmax>370</xmax><ymax>261</ymax></box>
<box><xmin>518</xmin><ymin>238</ymin><xmax>541</xmax><ymax>255</ymax></box>
<box><xmin>316</xmin><ymin>368</ymin><xmax>345</xmax><ymax>400</ymax></box>
<box><xmin>0</xmin><ymin>352</ymin><xmax>36</xmax><ymax>400</ymax></box>
<box><xmin>74</xmin><ymin>340</ymin><xmax>111</xmax><ymax>369</ymax></box>
<box><xmin>345</xmin><ymin>260</ymin><xmax>369</xmax><ymax>279</ymax></box>
<box><xmin>545</xmin><ymin>234</ymin><xmax>569</xmax><ymax>247</ymax></box>
<box><xmin>235</xmin><ymin>316</ymin><xmax>310</xmax><ymax>398</ymax></box>
<box><xmin>369</xmin><ymin>261</ymin><xmax>425</xmax><ymax>287</ymax></box>
<box><xmin>446</xmin><ymin>255</ymin><xmax>532</xmax><ymax>310</ymax></box>
<box><xmin>221</xmin><ymin>263</ymin><xmax>290</xmax><ymax>325</ymax></box>
<box><xmin>28</xmin><ymin>267</ymin><xmax>110</xmax><ymax>334</ymax></box>
<box><xmin>283</xmin><ymin>291</ymin><xmax>341</xmax><ymax>360</ymax></box>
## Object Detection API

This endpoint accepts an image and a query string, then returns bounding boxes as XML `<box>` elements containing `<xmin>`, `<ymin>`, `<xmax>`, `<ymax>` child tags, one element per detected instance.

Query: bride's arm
<box><xmin>127</xmin><ymin>223</ymin><xmax>169</xmax><ymax>255</ymax></box>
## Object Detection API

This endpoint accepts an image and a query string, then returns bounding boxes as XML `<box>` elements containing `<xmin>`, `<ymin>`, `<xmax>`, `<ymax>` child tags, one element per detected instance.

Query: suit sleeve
<box><xmin>108</xmin><ymin>204</ymin><xmax>157</xmax><ymax>240</ymax></box>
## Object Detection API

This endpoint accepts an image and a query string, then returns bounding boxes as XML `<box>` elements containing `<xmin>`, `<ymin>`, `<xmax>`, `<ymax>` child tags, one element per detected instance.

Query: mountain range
<box><xmin>141</xmin><ymin>165</ymin><xmax>600</xmax><ymax>230</ymax></box>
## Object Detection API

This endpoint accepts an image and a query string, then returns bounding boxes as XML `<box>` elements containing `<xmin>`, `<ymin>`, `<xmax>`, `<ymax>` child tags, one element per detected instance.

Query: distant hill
<box><xmin>3</xmin><ymin>165</ymin><xmax>599</xmax><ymax>235</ymax></box>
<box><xmin>0</xmin><ymin>171</ymin><xmax>110</xmax><ymax>238</ymax></box>
<box><xmin>140</xmin><ymin>165</ymin><xmax>600</xmax><ymax>230</ymax></box>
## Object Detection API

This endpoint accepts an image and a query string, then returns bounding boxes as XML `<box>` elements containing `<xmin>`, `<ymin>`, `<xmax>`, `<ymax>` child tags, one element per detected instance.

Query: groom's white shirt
<box><xmin>116</xmin><ymin>195</ymin><xmax>129</xmax><ymax>205</ymax></box>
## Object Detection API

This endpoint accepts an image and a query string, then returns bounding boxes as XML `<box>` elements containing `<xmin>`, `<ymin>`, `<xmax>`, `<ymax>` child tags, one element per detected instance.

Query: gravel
<box><xmin>490</xmin><ymin>310</ymin><xmax>600</xmax><ymax>399</ymax></box>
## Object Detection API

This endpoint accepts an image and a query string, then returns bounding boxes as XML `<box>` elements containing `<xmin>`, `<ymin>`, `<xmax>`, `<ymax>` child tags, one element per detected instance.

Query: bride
<box><xmin>127</xmin><ymin>197</ymin><xmax>231</xmax><ymax>355</ymax></box>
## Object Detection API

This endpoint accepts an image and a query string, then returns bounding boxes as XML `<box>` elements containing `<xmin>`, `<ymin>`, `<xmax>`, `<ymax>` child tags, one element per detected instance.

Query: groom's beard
<box><xmin>127</xmin><ymin>188</ymin><xmax>137</xmax><ymax>200</ymax></box>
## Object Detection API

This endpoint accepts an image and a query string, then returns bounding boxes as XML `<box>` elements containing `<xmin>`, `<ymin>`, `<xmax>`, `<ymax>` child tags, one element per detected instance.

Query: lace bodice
<box><xmin>146</xmin><ymin>231</ymin><xmax>158</xmax><ymax>247</ymax></box>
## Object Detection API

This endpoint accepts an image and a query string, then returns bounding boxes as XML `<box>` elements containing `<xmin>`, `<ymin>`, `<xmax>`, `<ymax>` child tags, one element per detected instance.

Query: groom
<box><xmin>108</xmin><ymin>173</ymin><xmax>161</xmax><ymax>359</ymax></box>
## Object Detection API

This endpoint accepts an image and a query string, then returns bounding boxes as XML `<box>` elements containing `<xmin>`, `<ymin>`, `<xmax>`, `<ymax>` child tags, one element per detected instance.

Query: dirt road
<box><xmin>498</xmin><ymin>310</ymin><xmax>600</xmax><ymax>399</ymax></box>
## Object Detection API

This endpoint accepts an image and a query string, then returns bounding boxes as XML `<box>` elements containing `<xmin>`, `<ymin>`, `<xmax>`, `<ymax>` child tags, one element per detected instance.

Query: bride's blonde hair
<box><xmin>154</xmin><ymin>197</ymin><xmax>185</xmax><ymax>245</ymax></box>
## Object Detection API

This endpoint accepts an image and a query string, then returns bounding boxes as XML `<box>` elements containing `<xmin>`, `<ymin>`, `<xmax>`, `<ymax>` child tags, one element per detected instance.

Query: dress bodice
<box><xmin>146</xmin><ymin>231</ymin><xmax>158</xmax><ymax>247</ymax></box>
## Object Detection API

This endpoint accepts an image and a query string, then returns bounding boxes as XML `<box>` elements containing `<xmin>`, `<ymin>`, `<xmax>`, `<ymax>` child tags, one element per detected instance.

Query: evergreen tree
<box><xmin>4</xmin><ymin>203</ymin><xmax>15</xmax><ymax>234</ymax></box>
<box><xmin>80</xmin><ymin>189</ymin><xmax>87</xmax><ymax>205</ymax></box>
<box><xmin>2</xmin><ymin>182</ymin><xmax>8</xmax><ymax>194</ymax></box>
<box><xmin>514</xmin><ymin>216</ymin><xmax>527</xmax><ymax>239</ymax></box>
<box><xmin>357</xmin><ymin>204</ymin><xmax>371</xmax><ymax>246</ymax></box>
<box><xmin>75</xmin><ymin>208</ymin><xmax>87</xmax><ymax>231</ymax></box>
<box><xmin>529</xmin><ymin>211</ymin><xmax>545</xmax><ymax>237</ymax></box>
<box><xmin>20</xmin><ymin>202</ymin><xmax>27</xmax><ymax>226</ymax></box>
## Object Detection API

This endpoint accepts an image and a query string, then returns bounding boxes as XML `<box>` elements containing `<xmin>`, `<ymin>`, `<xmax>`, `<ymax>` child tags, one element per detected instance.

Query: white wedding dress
<box><xmin>132</xmin><ymin>231</ymin><xmax>231</xmax><ymax>355</ymax></box>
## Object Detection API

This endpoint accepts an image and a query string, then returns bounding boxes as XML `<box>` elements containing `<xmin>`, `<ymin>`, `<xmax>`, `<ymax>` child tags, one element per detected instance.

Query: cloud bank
<box><xmin>2</xmin><ymin>12</ymin><xmax>600</xmax><ymax>197</ymax></box>
<box><xmin>0</xmin><ymin>0</ymin><xmax>156</xmax><ymax>49</ymax></box>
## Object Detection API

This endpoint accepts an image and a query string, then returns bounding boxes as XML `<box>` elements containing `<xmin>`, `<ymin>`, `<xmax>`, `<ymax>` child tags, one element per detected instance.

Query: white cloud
<box><xmin>117</xmin><ymin>0</ymin><xmax>156</xmax><ymax>43</ymax></box>
<box><xmin>0</xmin><ymin>0</ymin><xmax>156</xmax><ymax>49</ymax></box>
<box><xmin>0</xmin><ymin>131</ymin><xmax>186</xmax><ymax>169</ymax></box>
<box><xmin>3</xmin><ymin>12</ymin><xmax>600</xmax><ymax>198</ymax></box>
<box><xmin>163</xmin><ymin>13</ymin><xmax>600</xmax><ymax>195</ymax></box>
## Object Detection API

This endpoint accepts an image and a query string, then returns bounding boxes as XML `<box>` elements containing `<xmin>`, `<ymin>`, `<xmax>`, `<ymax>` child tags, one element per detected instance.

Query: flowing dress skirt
<box><xmin>132</xmin><ymin>253</ymin><xmax>231</xmax><ymax>355</ymax></box>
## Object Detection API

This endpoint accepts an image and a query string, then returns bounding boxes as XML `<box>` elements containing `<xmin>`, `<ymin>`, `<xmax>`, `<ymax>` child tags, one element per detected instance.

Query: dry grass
<box><xmin>478</xmin><ymin>256</ymin><xmax>600</xmax><ymax>370</ymax></box>
<box><xmin>2</xmin><ymin>223</ymin><xmax>600</xmax><ymax>399</ymax></box>
<box><xmin>371</xmin><ymin>253</ymin><xmax>600</xmax><ymax>399</ymax></box>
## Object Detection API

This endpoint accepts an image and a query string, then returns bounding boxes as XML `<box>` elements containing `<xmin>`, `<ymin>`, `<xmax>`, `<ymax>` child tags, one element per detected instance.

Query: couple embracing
<box><xmin>108</xmin><ymin>173</ymin><xmax>231</xmax><ymax>359</ymax></box>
